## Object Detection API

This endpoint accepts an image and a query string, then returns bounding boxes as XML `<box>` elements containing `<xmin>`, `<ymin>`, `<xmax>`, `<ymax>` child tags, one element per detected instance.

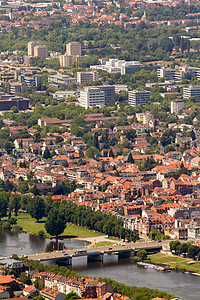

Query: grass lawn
<box><xmin>148</xmin><ymin>253</ymin><xmax>200</xmax><ymax>274</ymax></box>
<box><xmin>92</xmin><ymin>241</ymin><xmax>114</xmax><ymax>247</ymax></box>
<box><xmin>15</xmin><ymin>213</ymin><xmax>104</xmax><ymax>239</ymax></box>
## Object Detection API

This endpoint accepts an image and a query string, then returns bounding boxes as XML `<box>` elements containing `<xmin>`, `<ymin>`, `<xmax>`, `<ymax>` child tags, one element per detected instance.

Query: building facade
<box><xmin>128</xmin><ymin>90</ymin><xmax>151</xmax><ymax>107</ymax></box>
<box><xmin>183</xmin><ymin>85</ymin><xmax>200</xmax><ymax>102</ymax></box>
<box><xmin>66</xmin><ymin>42</ymin><xmax>81</xmax><ymax>57</ymax></box>
<box><xmin>77</xmin><ymin>71</ymin><xmax>99</xmax><ymax>84</ymax></box>
<box><xmin>79</xmin><ymin>87</ymin><xmax>105</xmax><ymax>109</ymax></box>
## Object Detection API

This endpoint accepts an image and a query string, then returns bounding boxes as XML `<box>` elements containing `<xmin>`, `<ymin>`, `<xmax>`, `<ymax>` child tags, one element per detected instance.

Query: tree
<box><xmin>127</xmin><ymin>152</ymin><xmax>134</xmax><ymax>163</ymax></box>
<box><xmin>20</xmin><ymin>272</ymin><xmax>32</xmax><ymax>285</ymax></box>
<box><xmin>29</xmin><ymin>197</ymin><xmax>45</xmax><ymax>222</ymax></box>
<box><xmin>169</xmin><ymin>240</ymin><xmax>181</xmax><ymax>254</ymax></box>
<box><xmin>137</xmin><ymin>249</ymin><xmax>147</xmax><ymax>261</ymax></box>
<box><xmin>10</xmin><ymin>281</ymin><xmax>20</xmax><ymax>291</ymax></box>
<box><xmin>9</xmin><ymin>194</ymin><xmax>21</xmax><ymax>216</ymax></box>
<box><xmin>43</xmin><ymin>148</ymin><xmax>51</xmax><ymax>159</ymax></box>
<box><xmin>64</xmin><ymin>292</ymin><xmax>81</xmax><ymax>300</ymax></box>
<box><xmin>0</xmin><ymin>192</ymin><xmax>8</xmax><ymax>219</ymax></box>
<box><xmin>17</xmin><ymin>181</ymin><xmax>29</xmax><ymax>194</ymax></box>
<box><xmin>85</xmin><ymin>147</ymin><xmax>100</xmax><ymax>158</ymax></box>
<box><xmin>187</xmin><ymin>245</ymin><xmax>200</xmax><ymax>259</ymax></box>
<box><xmin>109</xmin><ymin>148</ymin><xmax>114</xmax><ymax>158</ymax></box>
<box><xmin>45</xmin><ymin>208</ymin><xmax>66</xmax><ymax>240</ymax></box>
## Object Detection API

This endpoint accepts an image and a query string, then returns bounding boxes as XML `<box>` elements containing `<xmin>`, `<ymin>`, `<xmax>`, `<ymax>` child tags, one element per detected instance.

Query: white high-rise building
<box><xmin>128</xmin><ymin>90</ymin><xmax>151</xmax><ymax>107</ymax></box>
<box><xmin>79</xmin><ymin>87</ymin><xmax>105</xmax><ymax>109</ymax></box>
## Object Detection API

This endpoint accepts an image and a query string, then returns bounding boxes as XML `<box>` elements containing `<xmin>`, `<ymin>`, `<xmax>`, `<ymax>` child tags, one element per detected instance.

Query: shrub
<box><xmin>9</xmin><ymin>217</ymin><xmax>17</xmax><ymax>225</ymax></box>
<box><xmin>12</xmin><ymin>225</ymin><xmax>23</xmax><ymax>231</ymax></box>
<box><xmin>2</xmin><ymin>221</ymin><xmax>11</xmax><ymax>230</ymax></box>
<box><xmin>38</xmin><ymin>230</ymin><xmax>45</xmax><ymax>237</ymax></box>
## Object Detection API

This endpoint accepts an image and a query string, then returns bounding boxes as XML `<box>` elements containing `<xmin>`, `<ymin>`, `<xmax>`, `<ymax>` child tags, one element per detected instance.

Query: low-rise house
<box><xmin>23</xmin><ymin>285</ymin><xmax>38</xmax><ymax>297</ymax></box>
<box><xmin>40</xmin><ymin>288</ymin><xmax>65</xmax><ymax>300</ymax></box>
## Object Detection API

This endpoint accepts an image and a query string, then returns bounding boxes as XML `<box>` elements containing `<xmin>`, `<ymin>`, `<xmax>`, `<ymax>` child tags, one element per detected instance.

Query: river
<box><xmin>0</xmin><ymin>228</ymin><xmax>87</xmax><ymax>257</ymax></box>
<box><xmin>0</xmin><ymin>229</ymin><xmax>200</xmax><ymax>300</ymax></box>
<box><xmin>70</xmin><ymin>255</ymin><xmax>200</xmax><ymax>300</ymax></box>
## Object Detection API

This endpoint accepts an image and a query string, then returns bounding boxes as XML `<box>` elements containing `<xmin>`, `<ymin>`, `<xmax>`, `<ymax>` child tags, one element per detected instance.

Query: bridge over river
<box><xmin>22</xmin><ymin>240</ymin><xmax>170</xmax><ymax>265</ymax></box>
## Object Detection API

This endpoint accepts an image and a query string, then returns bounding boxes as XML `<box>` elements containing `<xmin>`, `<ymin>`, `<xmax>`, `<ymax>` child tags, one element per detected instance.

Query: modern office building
<box><xmin>128</xmin><ymin>90</ymin><xmax>151</xmax><ymax>107</ymax></box>
<box><xmin>34</xmin><ymin>45</ymin><xmax>48</xmax><ymax>59</ymax></box>
<box><xmin>28</xmin><ymin>41</ymin><xmax>41</xmax><ymax>56</ymax></box>
<box><xmin>77</xmin><ymin>71</ymin><xmax>99</xmax><ymax>84</ymax></box>
<box><xmin>0</xmin><ymin>95</ymin><xmax>29</xmax><ymax>111</ymax></box>
<box><xmin>157</xmin><ymin>67</ymin><xmax>176</xmax><ymax>80</ymax></box>
<box><xmin>183</xmin><ymin>86</ymin><xmax>200</xmax><ymax>102</ymax></box>
<box><xmin>66</xmin><ymin>42</ymin><xmax>81</xmax><ymax>57</ymax></box>
<box><xmin>79</xmin><ymin>87</ymin><xmax>105</xmax><ymax>109</ymax></box>
<box><xmin>171</xmin><ymin>100</ymin><xmax>185</xmax><ymax>114</ymax></box>
<box><xmin>97</xmin><ymin>85</ymin><xmax>115</xmax><ymax>106</ymax></box>
<box><xmin>48</xmin><ymin>73</ymin><xmax>77</xmax><ymax>88</ymax></box>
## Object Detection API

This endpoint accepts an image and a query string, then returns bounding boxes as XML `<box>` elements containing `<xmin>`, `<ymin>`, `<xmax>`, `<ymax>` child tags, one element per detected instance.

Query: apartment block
<box><xmin>28</xmin><ymin>41</ymin><xmax>41</xmax><ymax>56</ymax></box>
<box><xmin>66</xmin><ymin>42</ymin><xmax>81</xmax><ymax>57</ymax></box>
<box><xmin>34</xmin><ymin>45</ymin><xmax>48</xmax><ymax>59</ymax></box>
<box><xmin>59</xmin><ymin>54</ymin><xmax>76</xmax><ymax>68</ymax></box>
<box><xmin>79</xmin><ymin>87</ymin><xmax>105</xmax><ymax>109</ymax></box>
<box><xmin>136</xmin><ymin>112</ymin><xmax>153</xmax><ymax>125</ymax></box>
<box><xmin>128</xmin><ymin>90</ymin><xmax>151</xmax><ymax>107</ymax></box>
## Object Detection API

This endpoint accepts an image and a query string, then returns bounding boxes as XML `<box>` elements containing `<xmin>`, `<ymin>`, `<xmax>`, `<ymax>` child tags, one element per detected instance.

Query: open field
<box><xmin>92</xmin><ymin>241</ymin><xmax>114</xmax><ymax>247</ymax></box>
<box><xmin>148</xmin><ymin>253</ymin><xmax>200</xmax><ymax>274</ymax></box>
<box><xmin>15</xmin><ymin>213</ymin><xmax>104</xmax><ymax>239</ymax></box>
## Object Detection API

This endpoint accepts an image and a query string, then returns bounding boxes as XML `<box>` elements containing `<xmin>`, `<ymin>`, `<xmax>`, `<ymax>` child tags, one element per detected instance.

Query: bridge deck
<box><xmin>22</xmin><ymin>240</ymin><xmax>169</xmax><ymax>261</ymax></box>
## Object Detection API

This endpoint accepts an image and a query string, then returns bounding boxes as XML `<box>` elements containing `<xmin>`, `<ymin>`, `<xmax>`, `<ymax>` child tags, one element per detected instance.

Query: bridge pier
<box><xmin>55</xmin><ymin>256</ymin><xmax>72</xmax><ymax>265</ymax></box>
<box><xmin>87</xmin><ymin>253</ymin><xmax>103</xmax><ymax>263</ymax></box>
<box><xmin>118</xmin><ymin>250</ymin><xmax>134</xmax><ymax>259</ymax></box>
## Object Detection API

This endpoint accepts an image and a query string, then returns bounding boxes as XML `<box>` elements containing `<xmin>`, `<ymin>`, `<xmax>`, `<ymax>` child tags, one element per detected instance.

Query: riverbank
<box><xmin>14</xmin><ymin>213</ymin><xmax>104</xmax><ymax>239</ymax></box>
<box><xmin>148</xmin><ymin>253</ymin><xmax>200</xmax><ymax>275</ymax></box>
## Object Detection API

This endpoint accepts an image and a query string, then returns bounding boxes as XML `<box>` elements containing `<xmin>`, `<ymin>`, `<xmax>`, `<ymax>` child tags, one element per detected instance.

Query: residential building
<box><xmin>77</xmin><ymin>71</ymin><xmax>99</xmax><ymax>84</ymax></box>
<box><xmin>66</xmin><ymin>42</ymin><xmax>81</xmax><ymax>57</ymax></box>
<box><xmin>48</xmin><ymin>73</ymin><xmax>77</xmax><ymax>88</ymax></box>
<box><xmin>136</xmin><ymin>112</ymin><xmax>153</xmax><ymax>125</ymax></box>
<box><xmin>28</xmin><ymin>41</ymin><xmax>41</xmax><ymax>56</ymax></box>
<box><xmin>188</xmin><ymin>226</ymin><xmax>200</xmax><ymax>241</ymax></box>
<box><xmin>6</xmin><ymin>82</ymin><xmax>28</xmax><ymax>95</ymax></box>
<box><xmin>34</xmin><ymin>45</ymin><xmax>48</xmax><ymax>59</ymax></box>
<box><xmin>128</xmin><ymin>90</ymin><xmax>151</xmax><ymax>107</ymax></box>
<box><xmin>79</xmin><ymin>87</ymin><xmax>105</xmax><ymax>109</ymax></box>
<box><xmin>59</xmin><ymin>54</ymin><xmax>76</xmax><ymax>68</ymax></box>
<box><xmin>183</xmin><ymin>85</ymin><xmax>200</xmax><ymax>102</ymax></box>
<box><xmin>171</xmin><ymin>99</ymin><xmax>185</xmax><ymax>114</ymax></box>
<box><xmin>24</xmin><ymin>55</ymin><xmax>33</xmax><ymax>66</ymax></box>
<box><xmin>40</xmin><ymin>288</ymin><xmax>65</xmax><ymax>300</ymax></box>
